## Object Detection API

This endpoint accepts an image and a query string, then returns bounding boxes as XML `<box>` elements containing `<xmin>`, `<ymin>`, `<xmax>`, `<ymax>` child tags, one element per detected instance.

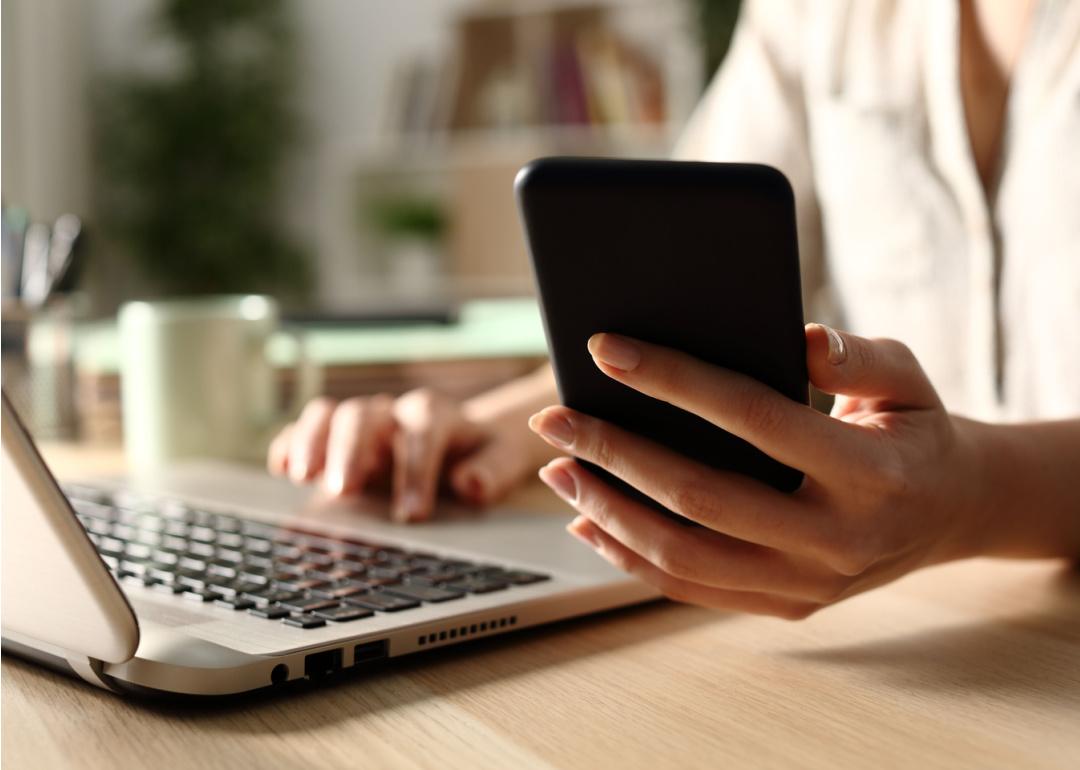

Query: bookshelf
<box><xmin>327</xmin><ymin>0</ymin><xmax>703</xmax><ymax>301</ymax></box>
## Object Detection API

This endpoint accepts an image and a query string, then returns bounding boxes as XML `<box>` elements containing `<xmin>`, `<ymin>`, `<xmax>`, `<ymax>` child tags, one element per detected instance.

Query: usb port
<box><xmin>354</xmin><ymin>640</ymin><xmax>388</xmax><ymax>663</ymax></box>
<box><xmin>304</xmin><ymin>648</ymin><xmax>342</xmax><ymax>679</ymax></box>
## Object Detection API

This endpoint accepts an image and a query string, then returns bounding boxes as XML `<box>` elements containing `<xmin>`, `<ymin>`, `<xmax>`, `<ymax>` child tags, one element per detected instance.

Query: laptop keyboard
<box><xmin>63</xmin><ymin>484</ymin><xmax>549</xmax><ymax>630</ymax></box>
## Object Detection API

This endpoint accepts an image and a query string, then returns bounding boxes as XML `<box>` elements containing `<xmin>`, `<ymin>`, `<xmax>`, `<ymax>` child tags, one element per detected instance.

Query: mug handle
<box><xmin>275</xmin><ymin>327</ymin><xmax>322</xmax><ymax>419</ymax></box>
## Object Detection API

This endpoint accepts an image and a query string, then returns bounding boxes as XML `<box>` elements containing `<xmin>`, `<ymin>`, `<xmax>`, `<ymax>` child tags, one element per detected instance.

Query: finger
<box><xmin>528</xmin><ymin>406</ymin><xmax>830</xmax><ymax>558</ymax></box>
<box><xmin>566</xmin><ymin>517</ymin><xmax>819</xmax><ymax>620</ymax></box>
<box><xmin>267</xmin><ymin>423</ymin><xmax>294</xmax><ymax>475</ymax></box>
<box><xmin>287</xmin><ymin>397</ymin><xmax>337</xmax><ymax>483</ymax></box>
<box><xmin>391</xmin><ymin>388</ymin><xmax>458</xmax><ymax>522</ymax></box>
<box><xmin>543</xmin><ymin>458</ymin><xmax>845</xmax><ymax>603</ymax></box>
<box><xmin>805</xmin><ymin>324</ymin><xmax>941</xmax><ymax>410</ymax></box>
<box><xmin>323</xmin><ymin>395</ymin><xmax>395</xmax><ymax>496</ymax></box>
<box><xmin>449</xmin><ymin>435</ymin><xmax>530</xmax><ymax>506</ymax></box>
<box><xmin>586</xmin><ymin>333</ymin><xmax>856</xmax><ymax>476</ymax></box>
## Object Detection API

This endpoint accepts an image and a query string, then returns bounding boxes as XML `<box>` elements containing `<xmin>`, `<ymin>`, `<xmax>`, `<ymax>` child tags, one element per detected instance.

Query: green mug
<box><xmin>118</xmin><ymin>295</ymin><xmax>318</xmax><ymax>472</ymax></box>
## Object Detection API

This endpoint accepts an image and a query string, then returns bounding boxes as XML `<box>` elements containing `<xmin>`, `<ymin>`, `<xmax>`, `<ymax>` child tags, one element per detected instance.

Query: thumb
<box><xmin>449</xmin><ymin>434</ymin><xmax>531</xmax><ymax>506</ymax></box>
<box><xmin>805</xmin><ymin>324</ymin><xmax>941</xmax><ymax>409</ymax></box>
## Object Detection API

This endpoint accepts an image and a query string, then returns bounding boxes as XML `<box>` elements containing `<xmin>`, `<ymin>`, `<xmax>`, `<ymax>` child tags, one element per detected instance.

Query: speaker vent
<box><xmin>417</xmin><ymin>615</ymin><xmax>517</xmax><ymax>646</ymax></box>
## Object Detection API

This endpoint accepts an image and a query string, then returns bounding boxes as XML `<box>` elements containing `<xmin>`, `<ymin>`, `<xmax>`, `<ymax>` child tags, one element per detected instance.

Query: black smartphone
<box><xmin>516</xmin><ymin>157</ymin><xmax>809</xmax><ymax>518</ymax></box>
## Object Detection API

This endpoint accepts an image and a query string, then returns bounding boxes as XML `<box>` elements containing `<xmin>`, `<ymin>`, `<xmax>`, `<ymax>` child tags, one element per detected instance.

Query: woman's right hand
<box><xmin>268</xmin><ymin>368</ymin><xmax>558</xmax><ymax>522</ymax></box>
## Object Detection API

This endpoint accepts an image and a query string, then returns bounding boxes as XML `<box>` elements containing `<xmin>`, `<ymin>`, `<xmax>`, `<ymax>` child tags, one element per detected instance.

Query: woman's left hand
<box><xmin>528</xmin><ymin>324</ymin><xmax>991</xmax><ymax>619</ymax></box>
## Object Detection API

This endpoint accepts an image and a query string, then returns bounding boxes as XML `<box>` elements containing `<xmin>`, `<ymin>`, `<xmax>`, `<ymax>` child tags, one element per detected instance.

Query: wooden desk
<box><xmin>3</xmin><ymin>446</ymin><xmax>1078</xmax><ymax>770</ymax></box>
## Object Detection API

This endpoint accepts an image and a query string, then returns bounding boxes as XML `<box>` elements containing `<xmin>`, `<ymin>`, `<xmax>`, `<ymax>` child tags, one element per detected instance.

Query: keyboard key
<box><xmin>184</xmin><ymin>588</ymin><xmax>222</xmax><ymax>602</ymax></box>
<box><xmin>212</xmin><ymin>515</ymin><xmax>241</xmax><ymax>533</ymax></box>
<box><xmin>187</xmin><ymin>541</ymin><xmax>216</xmax><ymax>558</ymax></box>
<box><xmin>309</xmin><ymin>582</ymin><xmax>367</xmax><ymax>601</ymax></box>
<box><xmin>188</xmin><ymin>526</ymin><xmax>217</xmax><ymax>543</ymax></box>
<box><xmin>151</xmin><ymin>582</ymin><xmax>189</xmax><ymax>595</ymax></box>
<box><xmin>215</xmin><ymin>547</ymin><xmax>245</xmax><ymax>563</ymax></box>
<box><xmin>136</xmin><ymin>513</ymin><xmax>165</xmax><ymax>531</ymax></box>
<box><xmin>208</xmin><ymin>581</ymin><xmax>263</xmax><ymax>599</ymax></box>
<box><xmin>444</xmin><ymin>575</ymin><xmax>509</xmax><ymax>594</ymax></box>
<box><xmin>407</xmin><ymin>567</ymin><xmax>470</xmax><ymax>584</ymax></box>
<box><xmin>241</xmin><ymin>589</ymin><xmax>302</xmax><ymax>608</ymax></box>
<box><xmin>273</xmin><ymin>577</ymin><xmax>328</xmax><ymax>592</ymax></box>
<box><xmin>244</xmin><ymin>537</ymin><xmax>273</xmax><ymax>554</ymax></box>
<box><xmin>63</xmin><ymin>485</ymin><xmax>111</xmax><ymax>505</ymax></box>
<box><xmin>124</xmin><ymin>542</ymin><xmax>154</xmax><ymax>560</ymax></box>
<box><xmin>278</xmin><ymin>596</ymin><xmax>339</xmax><ymax>613</ymax></box>
<box><xmin>216</xmin><ymin>532</ymin><xmax>245</xmax><ymax>549</ymax></box>
<box><xmin>206</xmin><ymin>560</ymin><xmax>240</xmax><ymax>579</ymax></box>
<box><xmin>179</xmin><ymin>555</ymin><xmax>209</xmax><ymax>571</ymax></box>
<box><xmin>248</xmin><ymin>604</ymin><xmax>290</xmax><ymax>619</ymax></box>
<box><xmin>177</xmin><ymin>572</ymin><xmax>211</xmax><ymax>591</ymax></box>
<box><xmin>282</xmin><ymin>614</ymin><xmax>326</xmax><ymax>629</ymax></box>
<box><xmin>121</xmin><ymin>574</ymin><xmax>160</xmax><ymax>589</ymax></box>
<box><xmin>152</xmin><ymin>549</ymin><xmax>180</xmax><ymax>565</ymax></box>
<box><xmin>345</xmin><ymin>592</ymin><xmax>420</xmax><ymax>612</ymax></box>
<box><xmin>146</xmin><ymin>563</ymin><xmax>179</xmax><ymax>582</ymax></box>
<box><xmin>97</xmin><ymin>537</ymin><xmax>127</xmax><ymax>557</ymax></box>
<box><xmin>163</xmin><ymin>520</ymin><xmax>190</xmax><ymax>537</ymax></box>
<box><xmin>272</xmin><ymin>543</ymin><xmax>303</xmax><ymax>559</ymax></box>
<box><xmin>83</xmin><ymin>518</ymin><xmax>113</xmax><ymax>536</ymax></box>
<box><xmin>119</xmin><ymin>559</ymin><xmax>150</xmax><ymax>576</ymax></box>
<box><xmin>215</xmin><ymin>596</ymin><xmax>255</xmax><ymax>610</ymax></box>
<box><xmin>497</xmin><ymin>570</ymin><xmax>550</xmax><ymax>585</ymax></box>
<box><xmin>238</xmin><ymin>568</ymin><xmax>273</xmax><ymax>585</ymax></box>
<box><xmin>244</xmin><ymin>553</ymin><xmax>276</xmax><ymax>569</ymax></box>
<box><xmin>381</xmin><ymin>584</ymin><xmax>463</xmax><ymax>603</ymax></box>
<box><xmin>312</xmin><ymin>605</ymin><xmax>373</xmax><ymax>622</ymax></box>
<box><xmin>111</xmin><ymin>524</ymin><xmax>136</xmax><ymax>541</ymax></box>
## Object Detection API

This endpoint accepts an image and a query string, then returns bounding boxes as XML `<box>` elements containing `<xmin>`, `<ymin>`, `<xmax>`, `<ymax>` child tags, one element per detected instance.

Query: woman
<box><xmin>269</xmin><ymin>0</ymin><xmax>1079</xmax><ymax>618</ymax></box>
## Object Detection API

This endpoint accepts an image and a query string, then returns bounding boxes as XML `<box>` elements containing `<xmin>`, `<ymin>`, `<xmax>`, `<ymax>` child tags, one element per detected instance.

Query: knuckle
<box><xmin>577</xmin><ymin>482</ymin><xmax>614</xmax><ymax>526</ymax></box>
<box><xmin>878</xmin><ymin>337</ymin><xmax>916</xmax><ymax>365</ymax></box>
<box><xmin>651</xmin><ymin>537</ymin><xmax>696</xmax><ymax>581</ymax></box>
<box><xmin>301</xmin><ymin>396</ymin><xmax>336</xmax><ymax>420</ymax></box>
<box><xmin>828</xmin><ymin>533</ymin><xmax>880</xmax><ymax>577</ymax></box>
<box><xmin>604</xmin><ymin>545</ymin><xmax>635</xmax><ymax>574</ymax></box>
<box><xmin>667</xmin><ymin>475</ymin><xmax>720</xmax><ymax>521</ymax></box>
<box><xmin>585</xmin><ymin>421</ymin><xmax>618</xmax><ymax>469</ymax></box>
<box><xmin>736</xmin><ymin>384</ymin><xmax>787</xmax><ymax>439</ymax></box>
<box><xmin>334</xmin><ymin>396</ymin><xmax>369</xmax><ymax>420</ymax></box>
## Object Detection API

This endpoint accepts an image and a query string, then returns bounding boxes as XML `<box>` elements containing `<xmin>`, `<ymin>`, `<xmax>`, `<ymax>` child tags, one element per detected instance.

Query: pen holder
<box><xmin>1</xmin><ymin>297</ymin><xmax>81</xmax><ymax>439</ymax></box>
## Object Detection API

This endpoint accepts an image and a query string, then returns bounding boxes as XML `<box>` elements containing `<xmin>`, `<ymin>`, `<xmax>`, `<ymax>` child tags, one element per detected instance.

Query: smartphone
<box><xmin>516</xmin><ymin>157</ymin><xmax>809</xmax><ymax>518</ymax></box>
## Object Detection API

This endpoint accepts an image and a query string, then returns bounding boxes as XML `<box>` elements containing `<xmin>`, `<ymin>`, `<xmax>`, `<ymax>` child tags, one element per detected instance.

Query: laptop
<box><xmin>0</xmin><ymin>391</ymin><xmax>658</xmax><ymax>696</ymax></box>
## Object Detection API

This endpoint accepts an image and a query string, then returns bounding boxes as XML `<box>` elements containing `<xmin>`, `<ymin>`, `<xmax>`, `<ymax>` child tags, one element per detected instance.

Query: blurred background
<box><xmin>2</xmin><ymin>0</ymin><xmax>740</xmax><ymax>455</ymax></box>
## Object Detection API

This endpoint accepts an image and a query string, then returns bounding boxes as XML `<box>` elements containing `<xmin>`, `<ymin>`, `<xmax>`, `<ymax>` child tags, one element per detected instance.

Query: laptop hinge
<box><xmin>65</xmin><ymin>654</ymin><xmax>116</xmax><ymax>691</ymax></box>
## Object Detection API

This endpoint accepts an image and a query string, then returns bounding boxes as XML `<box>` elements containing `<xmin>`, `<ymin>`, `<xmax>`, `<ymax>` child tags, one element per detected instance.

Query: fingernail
<box><xmin>397</xmin><ymin>490</ymin><xmax>424</xmax><ymax>521</ymax></box>
<box><xmin>290</xmin><ymin>457</ymin><xmax>309</xmax><ymax>482</ymax></box>
<box><xmin>566</xmin><ymin>516</ymin><xmax>600</xmax><ymax>548</ymax></box>
<box><xmin>588</xmin><ymin>333</ymin><xmax>641</xmax><ymax>371</ymax></box>
<box><xmin>529</xmin><ymin>411</ymin><xmax>574</xmax><ymax>447</ymax></box>
<box><xmin>821</xmin><ymin>324</ymin><xmax>847</xmax><ymax>365</ymax></box>
<box><xmin>539</xmin><ymin>463</ymin><xmax>577</xmax><ymax>503</ymax></box>
<box><xmin>324</xmin><ymin>468</ymin><xmax>345</xmax><ymax>496</ymax></box>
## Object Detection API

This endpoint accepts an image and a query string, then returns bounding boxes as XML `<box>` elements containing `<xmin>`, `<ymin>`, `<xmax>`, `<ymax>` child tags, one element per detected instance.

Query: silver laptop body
<box><xmin>1</xmin><ymin>392</ymin><xmax>658</xmax><ymax>696</ymax></box>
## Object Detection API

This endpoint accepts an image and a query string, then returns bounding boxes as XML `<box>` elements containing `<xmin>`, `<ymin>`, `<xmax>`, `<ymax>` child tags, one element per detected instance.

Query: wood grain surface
<box><xmin>3</xmin><ymin>446</ymin><xmax>1078</xmax><ymax>770</ymax></box>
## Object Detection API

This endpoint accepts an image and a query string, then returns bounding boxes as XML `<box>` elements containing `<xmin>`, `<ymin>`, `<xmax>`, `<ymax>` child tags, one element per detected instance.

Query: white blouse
<box><xmin>675</xmin><ymin>0</ymin><xmax>1079</xmax><ymax>422</ymax></box>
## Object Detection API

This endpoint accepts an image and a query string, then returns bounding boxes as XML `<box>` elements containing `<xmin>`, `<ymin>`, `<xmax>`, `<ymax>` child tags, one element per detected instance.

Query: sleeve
<box><xmin>673</xmin><ymin>0</ymin><xmax>831</xmax><ymax>323</ymax></box>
